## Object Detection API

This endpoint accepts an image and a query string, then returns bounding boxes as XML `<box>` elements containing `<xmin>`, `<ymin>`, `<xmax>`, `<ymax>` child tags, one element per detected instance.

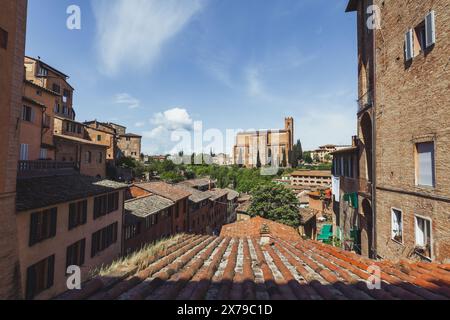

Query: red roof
<box><xmin>220</xmin><ymin>216</ymin><xmax>301</xmax><ymax>242</ymax></box>
<box><xmin>57</xmin><ymin>218</ymin><xmax>450</xmax><ymax>300</ymax></box>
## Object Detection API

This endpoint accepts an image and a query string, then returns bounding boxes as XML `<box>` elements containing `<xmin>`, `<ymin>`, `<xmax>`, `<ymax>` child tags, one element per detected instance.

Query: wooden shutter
<box><xmin>425</xmin><ymin>11</ymin><xmax>436</xmax><ymax>48</ymax></box>
<box><xmin>29</xmin><ymin>212</ymin><xmax>39</xmax><ymax>246</ymax></box>
<box><xmin>50</xmin><ymin>208</ymin><xmax>57</xmax><ymax>238</ymax></box>
<box><xmin>68</xmin><ymin>203</ymin><xmax>76</xmax><ymax>230</ymax></box>
<box><xmin>405</xmin><ymin>29</ymin><xmax>414</xmax><ymax>61</ymax></box>
<box><xmin>25</xmin><ymin>265</ymin><xmax>36</xmax><ymax>300</ymax></box>
<box><xmin>82</xmin><ymin>200</ymin><xmax>87</xmax><ymax>224</ymax></box>
<box><xmin>80</xmin><ymin>239</ymin><xmax>86</xmax><ymax>265</ymax></box>
<box><xmin>46</xmin><ymin>255</ymin><xmax>55</xmax><ymax>289</ymax></box>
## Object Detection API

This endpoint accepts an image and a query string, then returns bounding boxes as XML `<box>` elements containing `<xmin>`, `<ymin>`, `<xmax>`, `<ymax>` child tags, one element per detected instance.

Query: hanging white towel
<box><xmin>332</xmin><ymin>176</ymin><xmax>340</xmax><ymax>202</ymax></box>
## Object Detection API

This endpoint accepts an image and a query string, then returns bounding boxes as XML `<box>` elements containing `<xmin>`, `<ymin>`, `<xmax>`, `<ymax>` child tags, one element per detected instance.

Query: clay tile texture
<box><xmin>136</xmin><ymin>182</ymin><xmax>191</xmax><ymax>202</ymax></box>
<box><xmin>220</xmin><ymin>216</ymin><xmax>302</xmax><ymax>242</ymax></box>
<box><xmin>56</xmin><ymin>217</ymin><xmax>450</xmax><ymax>300</ymax></box>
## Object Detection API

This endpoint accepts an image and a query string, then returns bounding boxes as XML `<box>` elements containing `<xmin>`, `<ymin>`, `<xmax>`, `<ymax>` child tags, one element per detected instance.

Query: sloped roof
<box><xmin>137</xmin><ymin>182</ymin><xmax>191</xmax><ymax>202</ymax></box>
<box><xmin>208</xmin><ymin>188</ymin><xmax>229</xmax><ymax>201</ymax></box>
<box><xmin>125</xmin><ymin>195</ymin><xmax>174</xmax><ymax>218</ymax></box>
<box><xmin>57</xmin><ymin>231</ymin><xmax>450</xmax><ymax>300</ymax></box>
<box><xmin>17</xmin><ymin>175</ymin><xmax>127</xmax><ymax>212</ymax></box>
<box><xmin>174</xmin><ymin>184</ymin><xmax>212</xmax><ymax>203</ymax></box>
<box><xmin>224</xmin><ymin>188</ymin><xmax>239</xmax><ymax>201</ymax></box>
<box><xmin>290</xmin><ymin>170</ymin><xmax>331</xmax><ymax>177</ymax></box>
<box><xmin>220</xmin><ymin>216</ymin><xmax>301</xmax><ymax>242</ymax></box>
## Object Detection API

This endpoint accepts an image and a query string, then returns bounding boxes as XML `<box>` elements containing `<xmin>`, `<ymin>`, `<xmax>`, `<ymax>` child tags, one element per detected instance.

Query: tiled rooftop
<box><xmin>224</xmin><ymin>188</ymin><xmax>239</xmax><ymax>201</ymax></box>
<box><xmin>16</xmin><ymin>175</ymin><xmax>128</xmax><ymax>212</ymax></box>
<box><xmin>221</xmin><ymin>217</ymin><xmax>302</xmax><ymax>242</ymax></box>
<box><xmin>137</xmin><ymin>182</ymin><xmax>191</xmax><ymax>202</ymax></box>
<box><xmin>208</xmin><ymin>189</ymin><xmax>229</xmax><ymax>201</ymax></box>
<box><xmin>290</xmin><ymin>170</ymin><xmax>332</xmax><ymax>177</ymax></box>
<box><xmin>57</xmin><ymin>226</ymin><xmax>450</xmax><ymax>300</ymax></box>
<box><xmin>174</xmin><ymin>183</ymin><xmax>212</xmax><ymax>203</ymax></box>
<box><xmin>181</xmin><ymin>178</ymin><xmax>214</xmax><ymax>188</ymax></box>
<box><xmin>125</xmin><ymin>195</ymin><xmax>174</xmax><ymax>218</ymax></box>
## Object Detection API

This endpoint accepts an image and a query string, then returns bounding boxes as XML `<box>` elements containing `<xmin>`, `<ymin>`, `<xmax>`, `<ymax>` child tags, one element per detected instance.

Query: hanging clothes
<box><xmin>331</xmin><ymin>176</ymin><xmax>340</xmax><ymax>202</ymax></box>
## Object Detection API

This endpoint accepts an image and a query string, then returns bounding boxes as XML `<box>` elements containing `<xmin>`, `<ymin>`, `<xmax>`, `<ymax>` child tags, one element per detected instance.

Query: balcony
<box><xmin>17</xmin><ymin>160</ymin><xmax>77</xmax><ymax>179</ymax></box>
<box><xmin>338</xmin><ymin>176</ymin><xmax>372</xmax><ymax>196</ymax></box>
<box><xmin>357</xmin><ymin>90</ymin><xmax>373</xmax><ymax>113</ymax></box>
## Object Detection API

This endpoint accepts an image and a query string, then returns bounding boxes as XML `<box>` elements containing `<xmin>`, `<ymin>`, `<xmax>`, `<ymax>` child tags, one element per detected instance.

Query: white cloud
<box><xmin>142</xmin><ymin>108</ymin><xmax>194</xmax><ymax>154</ymax></box>
<box><xmin>134</xmin><ymin>121</ymin><xmax>146</xmax><ymax>128</ymax></box>
<box><xmin>114</xmin><ymin>93</ymin><xmax>140</xmax><ymax>109</ymax></box>
<box><xmin>93</xmin><ymin>0</ymin><xmax>205</xmax><ymax>75</ymax></box>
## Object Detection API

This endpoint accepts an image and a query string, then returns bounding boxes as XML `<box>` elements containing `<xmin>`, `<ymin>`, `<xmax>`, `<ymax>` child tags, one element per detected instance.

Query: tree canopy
<box><xmin>247</xmin><ymin>183</ymin><xmax>300</xmax><ymax>227</ymax></box>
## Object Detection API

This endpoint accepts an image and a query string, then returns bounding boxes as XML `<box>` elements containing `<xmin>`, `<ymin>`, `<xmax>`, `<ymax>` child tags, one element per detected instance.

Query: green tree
<box><xmin>248</xmin><ymin>183</ymin><xmax>300</xmax><ymax>227</ymax></box>
<box><xmin>160</xmin><ymin>171</ymin><xmax>185</xmax><ymax>183</ymax></box>
<box><xmin>303</xmin><ymin>152</ymin><xmax>313</xmax><ymax>164</ymax></box>
<box><xmin>289</xmin><ymin>140</ymin><xmax>303</xmax><ymax>167</ymax></box>
<box><xmin>256</xmin><ymin>150</ymin><xmax>262</xmax><ymax>168</ymax></box>
<box><xmin>281</xmin><ymin>151</ymin><xmax>287</xmax><ymax>168</ymax></box>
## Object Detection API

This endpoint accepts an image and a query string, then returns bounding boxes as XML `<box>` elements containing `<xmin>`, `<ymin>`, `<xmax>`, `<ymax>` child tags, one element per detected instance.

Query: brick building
<box><xmin>346</xmin><ymin>0</ymin><xmax>450</xmax><ymax>262</ymax></box>
<box><xmin>124</xmin><ymin>193</ymin><xmax>174</xmax><ymax>255</ymax></box>
<box><xmin>234</xmin><ymin>117</ymin><xmax>294</xmax><ymax>168</ymax></box>
<box><xmin>0</xmin><ymin>0</ymin><xmax>28</xmax><ymax>299</ymax></box>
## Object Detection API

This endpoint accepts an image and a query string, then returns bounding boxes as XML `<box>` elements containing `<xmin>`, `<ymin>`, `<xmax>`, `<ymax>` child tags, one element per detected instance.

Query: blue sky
<box><xmin>26</xmin><ymin>0</ymin><xmax>358</xmax><ymax>155</ymax></box>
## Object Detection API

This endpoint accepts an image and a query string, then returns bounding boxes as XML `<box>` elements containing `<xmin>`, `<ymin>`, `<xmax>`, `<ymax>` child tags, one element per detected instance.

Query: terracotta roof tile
<box><xmin>57</xmin><ymin>226</ymin><xmax>450</xmax><ymax>300</ymax></box>
<box><xmin>136</xmin><ymin>182</ymin><xmax>191</xmax><ymax>202</ymax></box>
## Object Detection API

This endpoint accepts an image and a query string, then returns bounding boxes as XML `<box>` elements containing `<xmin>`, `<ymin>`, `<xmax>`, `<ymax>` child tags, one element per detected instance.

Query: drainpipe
<box><xmin>371</xmin><ymin>9</ymin><xmax>378</xmax><ymax>260</ymax></box>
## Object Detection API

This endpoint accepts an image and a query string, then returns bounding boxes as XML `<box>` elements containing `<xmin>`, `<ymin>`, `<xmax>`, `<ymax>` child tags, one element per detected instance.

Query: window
<box><xmin>406</xmin><ymin>11</ymin><xmax>436</xmax><ymax>62</ymax></box>
<box><xmin>125</xmin><ymin>224</ymin><xmax>140</xmax><ymax>240</ymax></box>
<box><xmin>98</xmin><ymin>152</ymin><xmax>103</xmax><ymax>164</ymax></box>
<box><xmin>145</xmin><ymin>213</ymin><xmax>159</xmax><ymax>229</ymax></box>
<box><xmin>25</xmin><ymin>255</ymin><xmax>54</xmax><ymax>300</ymax></box>
<box><xmin>54</xmin><ymin>102</ymin><xmax>60</xmax><ymax>113</ymax></box>
<box><xmin>97</xmin><ymin>135</ymin><xmax>102</xmax><ymax>142</ymax></box>
<box><xmin>37</xmin><ymin>66</ymin><xmax>48</xmax><ymax>77</ymax></box>
<box><xmin>68</xmin><ymin>200</ymin><xmax>87</xmax><ymax>230</ymax></box>
<box><xmin>91</xmin><ymin>223</ymin><xmax>118</xmax><ymax>257</ymax></box>
<box><xmin>415</xmin><ymin>216</ymin><xmax>432</xmax><ymax>258</ymax></box>
<box><xmin>126</xmin><ymin>137</ymin><xmax>131</xmax><ymax>141</ymax></box>
<box><xmin>391</xmin><ymin>208</ymin><xmax>403</xmax><ymax>243</ymax></box>
<box><xmin>94</xmin><ymin>192</ymin><xmax>119</xmax><ymax>219</ymax></box>
<box><xmin>85</xmin><ymin>151</ymin><xmax>92</xmax><ymax>164</ymax></box>
<box><xmin>39</xmin><ymin>148</ymin><xmax>47</xmax><ymax>160</ymax></box>
<box><xmin>22</xmin><ymin>105</ymin><xmax>34</xmax><ymax>122</ymax></box>
<box><xmin>29</xmin><ymin>208</ymin><xmax>57</xmax><ymax>246</ymax></box>
<box><xmin>66</xmin><ymin>239</ymin><xmax>85</xmax><ymax>269</ymax></box>
<box><xmin>20</xmin><ymin>144</ymin><xmax>29</xmax><ymax>161</ymax></box>
<box><xmin>416</xmin><ymin>142</ymin><xmax>435</xmax><ymax>187</ymax></box>
<box><xmin>0</xmin><ymin>27</ymin><xmax>8</xmax><ymax>49</ymax></box>
<box><xmin>414</xmin><ymin>22</ymin><xmax>426</xmax><ymax>55</ymax></box>
<box><xmin>52</xmin><ymin>83</ymin><xmax>61</xmax><ymax>93</ymax></box>
<box><xmin>425</xmin><ymin>11</ymin><xmax>436</xmax><ymax>48</ymax></box>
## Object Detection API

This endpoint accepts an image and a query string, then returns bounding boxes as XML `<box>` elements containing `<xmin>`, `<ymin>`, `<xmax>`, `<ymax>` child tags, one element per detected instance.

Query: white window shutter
<box><xmin>425</xmin><ymin>11</ymin><xmax>436</xmax><ymax>48</ymax></box>
<box><xmin>30</xmin><ymin>108</ymin><xmax>35</xmax><ymax>123</ymax></box>
<box><xmin>405</xmin><ymin>29</ymin><xmax>414</xmax><ymax>61</ymax></box>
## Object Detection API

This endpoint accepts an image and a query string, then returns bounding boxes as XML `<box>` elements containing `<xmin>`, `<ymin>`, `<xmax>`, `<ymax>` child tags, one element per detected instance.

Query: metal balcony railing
<box><xmin>357</xmin><ymin>90</ymin><xmax>373</xmax><ymax>112</ymax></box>
<box><xmin>17</xmin><ymin>161</ymin><xmax>76</xmax><ymax>178</ymax></box>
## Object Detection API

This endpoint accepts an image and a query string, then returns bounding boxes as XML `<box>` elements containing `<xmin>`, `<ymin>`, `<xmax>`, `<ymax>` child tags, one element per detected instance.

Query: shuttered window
<box><xmin>91</xmin><ymin>222</ymin><xmax>118</xmax><ymax>257</ymax></box>
<box><xmin>20</xmin><ymin>144</ymin><xmax>29</xmax><ymax>161</ymax></box>
<box><xmin>405</xmin><ymin>29</ymin><xmax>414</xmax><ymax>61</ymax></box>
<box><xmin>22</xmin><ymin>105</ymin><xmax>35</xmax><ymax>122</ymax></box>
<box><xmin>66</xmin><ymin>239</ymin><xmax>86</xmax><ymax>269</ymax></box>
<box><xmin>0</xmin><ymin>27</ymin><xmax>8</xmax><ymax>49</ymax></box>
<box><xmin>29</xmin><ymin>208</ymin><xmax>57</xmax><ymax>246</ymax></box>
<box><xmin>425</xmin><ymin>11</ymin><xmax>436</xmax><ymax>48</ymax></box>
<box><xmin>68</xmin><ymin>200</ymin><xmax>87</xmax><ymax>230</ymax></box>
<box><xmin>25</xmin><ymin>255</ymin><xmax>55</xmax><ymax>300</ymax></box>
<box><xmin>416</xmin><ymin>142</ymin><xmax>435</xmax><ymax>187</ymax></box>
<box><xmin>94</xmin><ymin>192</ymin><xmax>119</xmax><ymax>220</ymax></box>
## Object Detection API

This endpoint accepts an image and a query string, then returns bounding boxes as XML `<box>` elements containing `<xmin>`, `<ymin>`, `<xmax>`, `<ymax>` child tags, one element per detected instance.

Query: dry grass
<box><xmin>92</xmin><ymin>234</ymin><xmax>186</xmax><ymax>277</ymax></box>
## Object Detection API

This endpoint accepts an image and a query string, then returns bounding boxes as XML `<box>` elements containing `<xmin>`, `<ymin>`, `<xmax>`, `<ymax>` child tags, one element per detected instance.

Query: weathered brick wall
<box><xmin>373</xmin><ymin>0</ymin><xmax>450</xmax><ymax>262</ymax></box>
<box><xmin>0</xmin><ymin>0</ymin><xmax>27</xmax><ymax>299</ymax></box>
